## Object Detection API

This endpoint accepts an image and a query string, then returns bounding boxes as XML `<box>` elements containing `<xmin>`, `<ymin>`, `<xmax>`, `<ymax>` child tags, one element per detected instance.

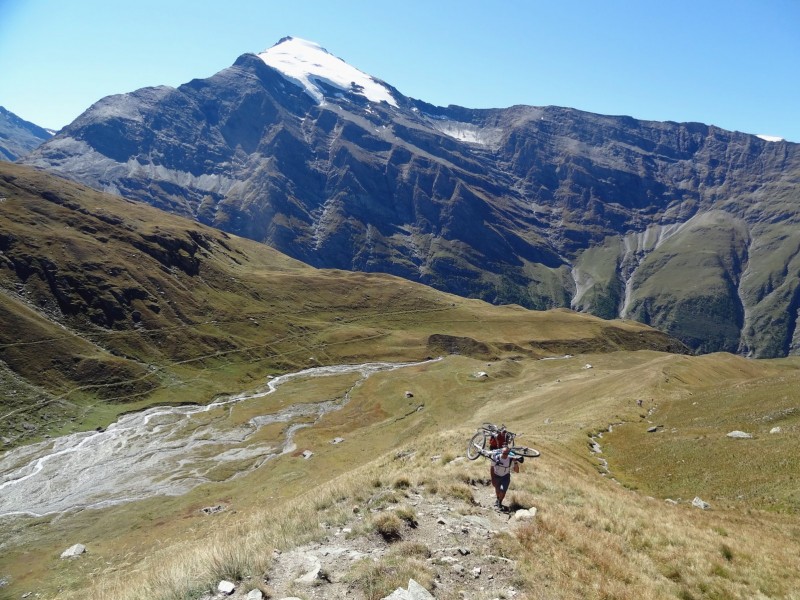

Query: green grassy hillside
<box><xmin>1</xmin><ymin>163</ymin><xmax>798</xmax><ymax>600</ymax></box>
<box><xmin>0</xmin><ymin>162</ymin><xmax>683</xmax><ymax>448</ymax></box>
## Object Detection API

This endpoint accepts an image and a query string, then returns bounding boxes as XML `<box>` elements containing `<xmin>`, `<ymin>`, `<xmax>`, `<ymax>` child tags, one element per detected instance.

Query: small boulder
<box><xmin>217</xmin><ymin>580</ymin><xmax>235</xmax><ymax>595</ymax></box>
<box><xmin>381</xmin><ymin>578</ymin><xmax>436</xmax><ymax>600</ymax></box>
<box><xmin>511</xmin><ymin>508</ymin><xmax>538</xmax><ymax>522</ymax></box>
<box><xmin>246</xmin><ymin>590</ymin><xmax>264</xmax><ymax>600</ymax></box>
<box><xmin>692</xmin><ymin>497</ymin><xmax>710</xmax><ymax>510</ymax></box>
<box><xmin>770</xmin><ymin>427</ymin><xmax>782</xmax><ymax>434</ymax></box>
<box><xmin>60</xmin><ymin>544</ymin><xmax>86</xmax><ymax>559</ymax></box>
<box><xmin>726</xmin><ymin>431</ymin><xmax>752</xmax><ymax>439</ymax></box>
<box><xmin>294</xmin><ymin>553</ymin><xmax>322</xmax><ymax>584</ymax></box>
<box><xmin>301</xmin><ymin>450</ymin><xmax>314</xmax><ymax>459</ymax></box>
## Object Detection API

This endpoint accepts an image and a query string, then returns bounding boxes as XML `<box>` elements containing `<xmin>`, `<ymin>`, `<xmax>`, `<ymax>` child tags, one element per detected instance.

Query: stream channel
<box><xmin>0</xmin><ymin>360</ymin><xmax>436</xmax><ymax>518</ymax></box>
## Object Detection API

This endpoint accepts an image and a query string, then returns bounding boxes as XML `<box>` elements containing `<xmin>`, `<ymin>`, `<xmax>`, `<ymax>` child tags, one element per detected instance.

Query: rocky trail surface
<box><xmin>199</xmin><ymin>466</ymin><xmax>537</xmax><ymax>600</ymax></box>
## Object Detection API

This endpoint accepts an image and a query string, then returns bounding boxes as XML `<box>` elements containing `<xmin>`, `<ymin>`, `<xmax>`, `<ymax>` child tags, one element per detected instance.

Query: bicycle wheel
<box><xmin>466</xmin><ymin>431</ymin><xmax>486</xmax><ymax>460</ymax></box>
<box><xmin>509</xmin><ymin>446</ymin><xmax>540</xmax><ymax>458</ymax></box>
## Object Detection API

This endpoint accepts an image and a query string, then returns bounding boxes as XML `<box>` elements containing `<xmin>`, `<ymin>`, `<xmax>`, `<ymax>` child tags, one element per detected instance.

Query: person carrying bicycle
<box><xmin>489</xmin><ymin>445</ymin><xmax>523</xmax><ymax>511</ymax></box>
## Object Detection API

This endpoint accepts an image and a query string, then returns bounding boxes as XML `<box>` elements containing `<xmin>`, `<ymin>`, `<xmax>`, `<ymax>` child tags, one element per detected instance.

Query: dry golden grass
<box><xmin>4</xmin><ymin>349</ymin><xmax>800</xmax><ymax>600</ymax></box>
<box><xmin>345</xmin><ymin>556</ymin><xmax>434</xmax><ymax>600</ymax></box>
<box><xmin>49</xmin><ymin>418</ymin><xmax>800</xmax><ymax>600</ymax></box>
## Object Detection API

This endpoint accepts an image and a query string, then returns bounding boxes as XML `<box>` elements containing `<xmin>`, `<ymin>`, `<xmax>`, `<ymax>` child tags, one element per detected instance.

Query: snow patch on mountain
<box><xmin>428</xmin><ymin>120</ymin><xmax>503</xmax><ymax>147</ymax></box>
<box><xmin>756</xmin><ymin>134</ymin><xmax>784</xmax><ymax>142</ymax></box>
<box><xmin>258</xmin><ymin>37</ymin><xmax>397</xmax><ymax>107</ymax></box>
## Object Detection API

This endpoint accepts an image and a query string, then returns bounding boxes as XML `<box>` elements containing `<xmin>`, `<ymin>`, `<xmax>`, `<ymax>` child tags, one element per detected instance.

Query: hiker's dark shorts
<box><xmin>494</xmin><ymin>472</ymin><xmax>510</xmax><ymax>492</ymax></box>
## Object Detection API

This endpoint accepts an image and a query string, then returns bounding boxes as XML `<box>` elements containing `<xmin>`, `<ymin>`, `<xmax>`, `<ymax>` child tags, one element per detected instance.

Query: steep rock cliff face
<box><xmin>22</xmin><ymin>48</ymin><xmax>800</xmax><ymax>356</ymax></box>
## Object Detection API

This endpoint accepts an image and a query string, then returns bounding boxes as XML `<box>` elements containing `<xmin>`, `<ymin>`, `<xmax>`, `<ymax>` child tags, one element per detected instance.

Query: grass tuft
<box><xmin>346</xmin><ymin>557</ymin><xmax>433</xmax><ymax>600</ymax></box>
<box><xmin>393</xmin><ymin>505</ymin><xmax>418</xmax><ymax>528</ymax></box>
<box><xmin>506</xmin><ymin>490</ymin><xmax>537</xmax><ymax>511</ymax></box>
<box><xmin>372</xmin><ymin>511</ymin><xmax>405</xmax><ymax>541</ymax></box>
<box><xmin>387</xmin><ymin>541</ymin><xmax>431</xmax><ymax>559</ymax></box>
<box><xmin>445</xmin><ymin>483</ymin><xmax>475</xmax><ymax>505</ymax></box>
<box><xmin>719</xmin><ymin>543</ymin><xmax>734</xmax><ymax>562</ymax></box>
<box><xmin>392</xmin><ymin>475</ymin><xmax>412</xmax><ymax>490</ymax></box>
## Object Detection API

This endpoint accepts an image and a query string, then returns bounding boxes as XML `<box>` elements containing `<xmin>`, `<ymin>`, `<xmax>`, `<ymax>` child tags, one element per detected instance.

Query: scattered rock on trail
<box><xmin>511</xmin><ymin>508</ymin><xmax>537</xmax><ymax>523</ymax></box>
<box><xmin>202</xmin><ymin>505</ymin><xmax>225</xmax><ymax>515</ymax></box>
<box><xmin>292</xmin><ymin>552</ymin><xmax>322</xmax><ymax>584</ymax></box>
<box><xmin>198</xmin><ymin>482</ymin><xmax>538</xmax><ymax>600</ymax></box>
<box><xmin>217</xmin><ymin>580</ymin><xmax>235</xmax><ymax>595</ymax></box>
<box><xmin>382</xmin><ymin>578</ymin><xmax>435</xmax><ymax>599</ymax></box>
<box><xmin>60</xmin><ymin>544</ymin><xmax>86</xmax><ymax>559</ymax></box>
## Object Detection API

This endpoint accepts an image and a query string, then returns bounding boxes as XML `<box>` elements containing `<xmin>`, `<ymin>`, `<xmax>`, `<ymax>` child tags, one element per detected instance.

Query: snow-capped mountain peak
<box><xmin>258</xmin><ymin>37</ymin><xmax>397</xmax><ymax>107</ymax></box>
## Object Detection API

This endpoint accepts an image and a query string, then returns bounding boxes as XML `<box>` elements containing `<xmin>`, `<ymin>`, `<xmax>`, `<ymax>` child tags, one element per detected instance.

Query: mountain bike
<box><xmin>466</xmin><ymin>422</ymin><xmax>540</xmax><ymax>460</ymax></box>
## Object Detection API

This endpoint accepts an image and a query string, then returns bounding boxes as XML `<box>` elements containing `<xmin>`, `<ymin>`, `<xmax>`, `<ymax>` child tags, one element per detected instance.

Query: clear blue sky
<box><xmin>1</xmin><ymin>0</ymin><xmax>798</xmax><ymax>141</ymax></box>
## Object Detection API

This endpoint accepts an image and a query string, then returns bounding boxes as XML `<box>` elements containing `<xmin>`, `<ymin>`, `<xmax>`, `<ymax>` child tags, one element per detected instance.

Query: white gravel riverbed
<box><xmin>0</xmin><ymin>360</ymin><xmax>437</xmax><ymax>518</ymax></box>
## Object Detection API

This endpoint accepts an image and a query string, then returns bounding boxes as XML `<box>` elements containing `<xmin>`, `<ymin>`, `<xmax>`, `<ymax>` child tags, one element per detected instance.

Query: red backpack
<box><xmin>489</xmin><ymin>431</ymin><xmax>507</xmax><ymax>450</ymax></box>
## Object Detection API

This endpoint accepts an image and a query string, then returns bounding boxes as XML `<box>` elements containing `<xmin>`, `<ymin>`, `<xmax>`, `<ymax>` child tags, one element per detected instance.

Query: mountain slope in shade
<box><xmin>21</xmin><ymin>37</ymin><xmax>800</xmax><ymax>357</ymax></box>
<box><xmin>0</xmin><ymin>106</ymin><xmax>52</xmax><ymax>161</ymax></box>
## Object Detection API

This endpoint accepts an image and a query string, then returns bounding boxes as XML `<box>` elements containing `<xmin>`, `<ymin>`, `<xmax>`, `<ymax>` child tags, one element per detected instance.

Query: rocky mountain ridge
<box><xmin>21</xmin><ymin>38</ymin><xmax>800</xmax><ymax>357</ymax></box>
<box><xmin>0</xmin><ymin>106</ymin><xmax>52</xmax><ymax>161</ymax></box>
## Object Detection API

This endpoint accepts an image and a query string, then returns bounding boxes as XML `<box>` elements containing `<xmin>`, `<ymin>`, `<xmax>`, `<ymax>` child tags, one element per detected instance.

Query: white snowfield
<box><xmin>756</xmin><ymin>134</ymin><xmax>784</xmax><ymax>142</ymax></box>
<box><xmin>258</xmin><ymin>37</ymin><xmax>398</xmax><ymax>107</ymax></box>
